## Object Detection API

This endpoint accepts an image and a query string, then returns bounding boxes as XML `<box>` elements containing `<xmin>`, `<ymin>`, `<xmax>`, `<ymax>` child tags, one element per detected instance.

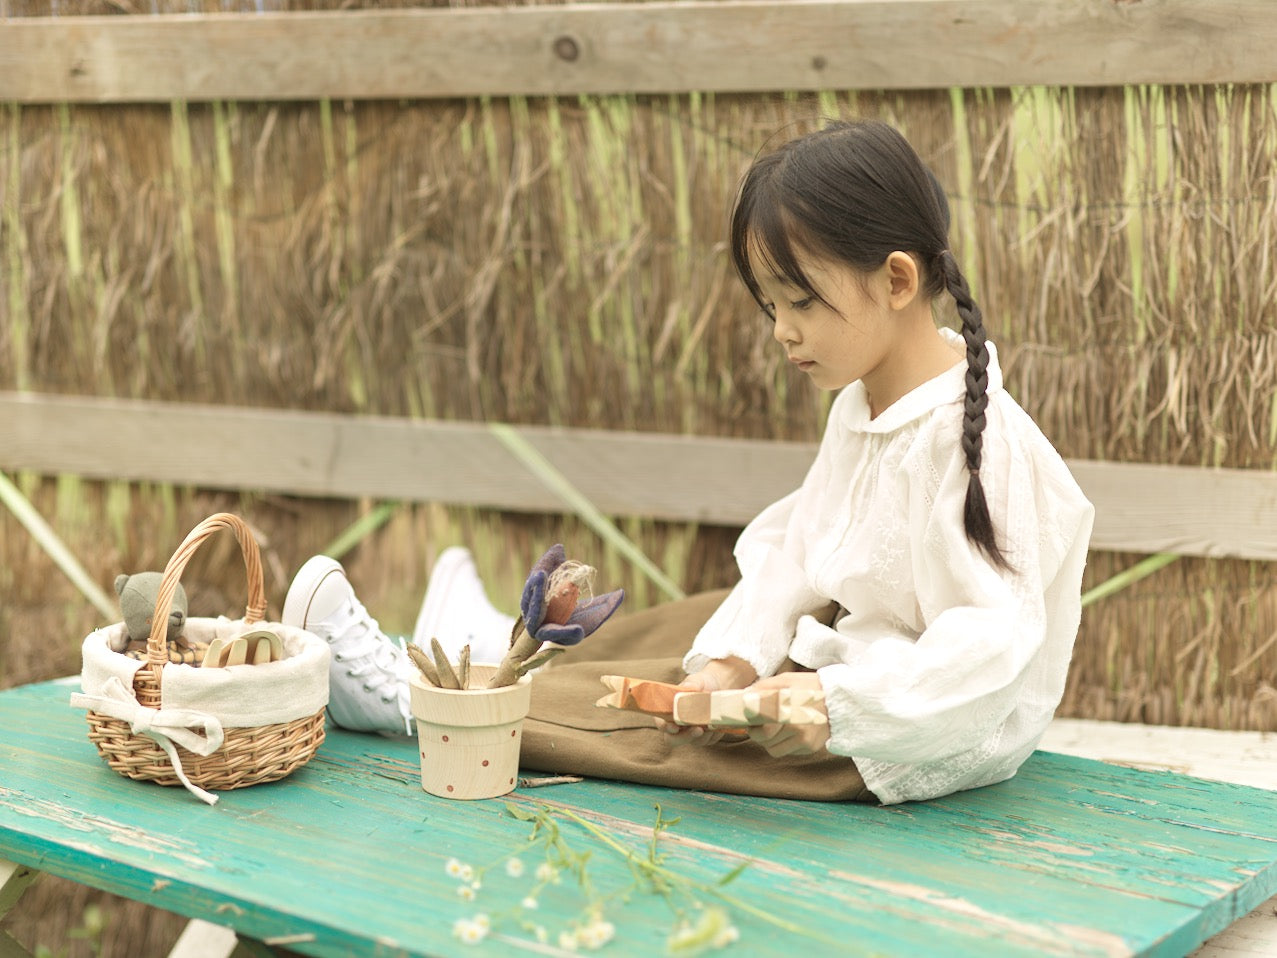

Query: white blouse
<box><xmin>685</xmin><ymin>330</ymin><xmax>1095</xmax><ymax>804</ymax></box>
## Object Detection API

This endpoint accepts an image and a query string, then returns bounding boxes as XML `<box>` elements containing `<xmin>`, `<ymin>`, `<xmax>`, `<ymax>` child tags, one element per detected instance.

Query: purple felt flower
<box><xmin>519</xmin><ymin>544</ymin><xmax>624</xmax><ymax>647</ymax></box>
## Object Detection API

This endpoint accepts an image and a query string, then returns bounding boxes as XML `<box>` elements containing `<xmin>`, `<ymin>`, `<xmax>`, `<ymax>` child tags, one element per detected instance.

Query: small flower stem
<box><xmin>488</xmin><ymin>628</ymin><xmax>543</xmax><ymax>688</ymax></box>
<box><xmin>553</xmin><ymin>808</ymin><xmax>830</xmax><ymax>942</ymax></box>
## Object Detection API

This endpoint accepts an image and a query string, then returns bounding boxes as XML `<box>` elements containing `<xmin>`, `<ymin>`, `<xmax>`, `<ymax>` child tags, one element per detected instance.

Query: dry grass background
<box><xmin>3</xmin><ymin>2</ymin><xmax>1277</xmax><ymax>954</ymax></box>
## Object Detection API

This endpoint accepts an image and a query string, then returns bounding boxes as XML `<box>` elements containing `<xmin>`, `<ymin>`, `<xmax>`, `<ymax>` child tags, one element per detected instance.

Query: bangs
<box><xmin>729</xmin><ymin>162</ymin><xmax>827</xmax><ymax>313</ymax></box>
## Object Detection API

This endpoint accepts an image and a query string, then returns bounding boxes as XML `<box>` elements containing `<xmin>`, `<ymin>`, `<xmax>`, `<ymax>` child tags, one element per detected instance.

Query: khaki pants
<box><xmin>521</xmin><ymin>590</ymin><xmax>876</xmax><ymax>803</ymax></box>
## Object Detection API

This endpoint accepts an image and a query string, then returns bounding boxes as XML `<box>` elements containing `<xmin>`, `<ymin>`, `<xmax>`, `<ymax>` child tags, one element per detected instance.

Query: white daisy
<box><xmin>452</xmin><ymin>918</ymin><xmax>489</xmax><ymax>944</ymax></box>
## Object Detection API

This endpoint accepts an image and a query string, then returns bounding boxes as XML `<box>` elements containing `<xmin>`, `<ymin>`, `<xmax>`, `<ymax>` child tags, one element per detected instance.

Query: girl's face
<box><xmin>749</xmin><ymin>242</ymin><xmax>902</xmax><ymax>394</ymax></box>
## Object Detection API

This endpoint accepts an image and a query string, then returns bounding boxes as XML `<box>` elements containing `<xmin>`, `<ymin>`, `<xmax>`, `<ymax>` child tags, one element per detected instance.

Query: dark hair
<box><xmin>729</xmin><ymin>119</ymin><xmax>1011</xmax><ymax>570</ymax></box>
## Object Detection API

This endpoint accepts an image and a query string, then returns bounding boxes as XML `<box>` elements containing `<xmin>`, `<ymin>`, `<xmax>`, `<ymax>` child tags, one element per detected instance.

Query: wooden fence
<box><xmin>3</xmin><ymin>0</ymin><xmax>1277</xmax><ymax>728</ymax></box>
<box><xmin>3</xmin><ymin>1</ymin><xmax>1277</xmax><ymax>103</ymax></box>
<box><xmin>4</xmin><ymin>1</ymin><xmax>1276</xmax><ymax>556</ymax></box>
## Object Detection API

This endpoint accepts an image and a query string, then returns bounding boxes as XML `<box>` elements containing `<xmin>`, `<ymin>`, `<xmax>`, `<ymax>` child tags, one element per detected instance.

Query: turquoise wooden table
<box><xmin>3</xmin><ymin>677</ymin><xmax>1277</xmax><ymax>957</ymax></box>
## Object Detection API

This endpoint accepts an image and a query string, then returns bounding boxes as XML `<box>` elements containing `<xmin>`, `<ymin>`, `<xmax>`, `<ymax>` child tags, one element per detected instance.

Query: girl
<box><xmin>654</xmin><ymin>119</ymin><xmax>1095</xmax><ymax>804</ymax></box>
<box><xmin>285</xmin><ymin>119</ymin><xmax>1093</xmax><ymax>805</ymax></box>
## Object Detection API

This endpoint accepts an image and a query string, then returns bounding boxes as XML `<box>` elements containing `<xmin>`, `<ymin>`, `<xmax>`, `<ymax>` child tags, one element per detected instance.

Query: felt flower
<box><xmin>483</xmin><ymin>545</ymin><xmax>625</xmax><ymax>688</ymax></box>
<box><xmin>411</xmin><ymin>543</ymin><xmax>625</xmax><ymax>689</ymax></box>
<box><xmin>519</xmin><ymin>544</ymin><xmax>625</xmax><ymax>647</ymax></box>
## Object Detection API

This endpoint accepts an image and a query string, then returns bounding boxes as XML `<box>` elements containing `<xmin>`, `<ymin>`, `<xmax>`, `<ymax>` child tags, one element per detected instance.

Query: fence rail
<box><xmin>3</xmin><ymin>392</ymin><xmax>1275</xmax><ymax>561</ymax></box>
<box><xmin>2</xmin><ymin>1</ymin><xmax>1276</xmax><ymax>104</ymax></box>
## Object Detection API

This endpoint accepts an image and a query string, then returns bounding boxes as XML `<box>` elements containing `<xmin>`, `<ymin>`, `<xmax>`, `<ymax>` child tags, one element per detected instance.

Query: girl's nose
<box><xmin>772</xmin><ymin>312</ymin><xmax>798</xmax><ymax>346</ymax></box>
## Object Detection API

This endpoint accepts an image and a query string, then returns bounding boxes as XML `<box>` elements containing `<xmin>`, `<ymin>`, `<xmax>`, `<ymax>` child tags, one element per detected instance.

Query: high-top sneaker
<box><xmin>412</xmin><ymin>547</ymin><xmax>516</xmax><ymax>665</ymax></box>
<box><xmin>283</xmin><ymin>556</ymin><xmax>413</xmax><ymax>735</ymax></box>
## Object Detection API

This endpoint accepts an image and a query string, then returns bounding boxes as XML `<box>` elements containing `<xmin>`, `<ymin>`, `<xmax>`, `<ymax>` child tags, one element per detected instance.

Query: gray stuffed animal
<box><xmin>113</xmin><ymin>572</ymin><xmax>199</xmax><ymax>663</ymax></box>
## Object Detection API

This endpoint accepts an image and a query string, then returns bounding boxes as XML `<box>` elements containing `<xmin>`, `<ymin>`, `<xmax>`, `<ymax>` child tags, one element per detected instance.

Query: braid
<box><xmin>938</xmin><ymin>251</ymin><xmax>1012</xmax><ymax>571</ymax></box>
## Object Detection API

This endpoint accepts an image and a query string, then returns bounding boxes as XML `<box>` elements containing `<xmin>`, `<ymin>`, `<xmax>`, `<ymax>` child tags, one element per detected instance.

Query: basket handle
<box><xmin>145</xmin><ymin>513</ymin><xmax>268</xmax><ymax>672</ymax></box>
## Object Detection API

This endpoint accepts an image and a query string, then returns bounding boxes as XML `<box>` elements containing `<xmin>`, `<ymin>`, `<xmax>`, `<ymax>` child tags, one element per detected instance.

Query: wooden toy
<box><xmin>596</xmin><ymin>675</ymin><xmax>681</xmax><ymax>720</ymax></box>
<box><xmin>202</xmin><ymin>629</ymin><xmax>285</xmax><ymax>668</ymax></box>
<box><xmin>597</xmin><ymin>675</ymin><xmax>827</xmax><ymax>728</ymax></box>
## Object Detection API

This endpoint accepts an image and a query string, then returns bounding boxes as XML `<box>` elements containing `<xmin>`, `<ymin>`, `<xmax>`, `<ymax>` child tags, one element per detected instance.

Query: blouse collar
<box><xmin>837</xmin><ymin>328</ymin><xmax>1004</xmax><ymax>434</ymax></box>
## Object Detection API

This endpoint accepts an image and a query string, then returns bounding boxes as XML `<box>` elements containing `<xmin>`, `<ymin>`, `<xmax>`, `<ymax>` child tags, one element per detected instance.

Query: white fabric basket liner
<box><xmin>78</xmin><ymin>618</ymin><xmax>329</xmax><ymax>727</ymax></box>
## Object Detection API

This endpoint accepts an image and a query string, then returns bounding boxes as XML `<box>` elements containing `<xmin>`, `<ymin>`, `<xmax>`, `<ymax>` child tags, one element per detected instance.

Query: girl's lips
<box><xmin>791</xmin><ymin>358</ymin><xmax>815</xmax><ymax>371</ymax></box>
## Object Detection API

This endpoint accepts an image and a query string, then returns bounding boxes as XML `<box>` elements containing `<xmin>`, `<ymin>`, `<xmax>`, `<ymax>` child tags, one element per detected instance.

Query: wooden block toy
<box><xmin>669</xmin><ymin>689</ymin><xmax>712</xmax><ymax>726</ymax></box>
<box><xmin>202</xmin><ymin>629</ymin><xmax>284</xmax><ymax>668</ymax></box>
<box><xmin>596</xmin><ymin>675</ymin><xmax>682</xmax><ymax>720</ymax></box>
<box><xmin>679</xmin><ymin>687</ymin><xmax>826</xmax><ymax>728</ymax></box>
<box><xmin>599</xmin><ymin>675</ymin><xmax>827</xmax><ymax>729</ymax></box>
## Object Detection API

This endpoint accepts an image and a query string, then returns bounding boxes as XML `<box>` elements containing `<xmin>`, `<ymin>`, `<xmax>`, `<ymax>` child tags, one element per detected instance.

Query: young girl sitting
<box><xmin>284</xmin><ymin>118</ymin><xmax>1094</xmax><ymax>805</ymax></box>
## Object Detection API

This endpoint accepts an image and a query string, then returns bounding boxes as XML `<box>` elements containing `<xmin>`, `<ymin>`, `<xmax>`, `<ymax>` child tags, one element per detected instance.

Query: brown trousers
<box><xmin>521</xmin><ymin>590</ymin><xmax>876</xmax><ymax>803</ymax></box>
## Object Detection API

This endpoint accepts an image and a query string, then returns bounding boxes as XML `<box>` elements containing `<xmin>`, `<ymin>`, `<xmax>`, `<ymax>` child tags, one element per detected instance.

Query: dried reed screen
<box><xmin>3</xmin><ymin>80</ymin><xmax>1277</xmax><ymax>731</ymax></box>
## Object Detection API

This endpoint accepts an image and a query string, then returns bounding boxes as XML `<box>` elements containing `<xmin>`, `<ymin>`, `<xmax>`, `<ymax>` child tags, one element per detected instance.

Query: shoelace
<box><xmin>327</xmin><ymin>603</ymin><xmax>410</xmax><ymax>704</ymax></box>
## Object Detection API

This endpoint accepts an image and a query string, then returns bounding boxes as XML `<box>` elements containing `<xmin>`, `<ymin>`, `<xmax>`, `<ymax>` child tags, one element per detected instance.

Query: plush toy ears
<box><xmin>114</xmin><ymin>571</ymin><xmax>188</xmax><ymax>642</ymax></box>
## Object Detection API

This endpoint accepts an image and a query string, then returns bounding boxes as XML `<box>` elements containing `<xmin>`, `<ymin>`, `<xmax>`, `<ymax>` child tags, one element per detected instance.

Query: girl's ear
<box><xmin>883</xmin><ymin>251</ymin><xmax>922</xmax><ymax>309</ymax></box>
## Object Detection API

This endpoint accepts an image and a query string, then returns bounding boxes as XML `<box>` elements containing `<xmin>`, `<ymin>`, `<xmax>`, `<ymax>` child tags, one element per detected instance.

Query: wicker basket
<box><xmin>73</xmin><ymin>513</ymin><xmax>328</xmax><ymax>804</ymax></box>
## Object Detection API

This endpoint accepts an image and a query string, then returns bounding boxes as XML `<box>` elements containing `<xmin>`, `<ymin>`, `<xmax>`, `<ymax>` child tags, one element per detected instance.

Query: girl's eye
<box><xmin>791</xmin><ymin>297</ymin><xmax>815</xmax><ymax>311</ymax></box>
<box><xmin>760</xmin><ymin>303</ymin><xmax>777</xmax><ymax>321</ymax></box>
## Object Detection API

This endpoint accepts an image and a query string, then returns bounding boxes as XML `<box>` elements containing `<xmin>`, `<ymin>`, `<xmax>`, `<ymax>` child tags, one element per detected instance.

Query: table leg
<box><xmin>0</xmin><ymin>859</ymin><xmax>38</xmax><ymax>958</ymax></box>
<box><xmin>168</xmin><ymin>919</ymin><xmax>239</xmax><ymax>958</ymax></box>
<box><xmin>168</xmin><ymin>919</ymin><xmax>283</xmax><ymax>958</ymax></box>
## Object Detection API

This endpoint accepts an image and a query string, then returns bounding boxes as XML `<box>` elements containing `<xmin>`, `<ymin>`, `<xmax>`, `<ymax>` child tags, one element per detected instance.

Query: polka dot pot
<box><xmin>408</xmin><ymin>665</ymin><xmax>532</xmax><ymax>800</ymax></box>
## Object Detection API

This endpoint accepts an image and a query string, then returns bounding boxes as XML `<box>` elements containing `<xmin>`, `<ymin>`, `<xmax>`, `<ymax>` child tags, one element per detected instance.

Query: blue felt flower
<box><xmin>519</xmin><ymin>544</ymin><xmax>624</xmax><ymax>647</ymax></box>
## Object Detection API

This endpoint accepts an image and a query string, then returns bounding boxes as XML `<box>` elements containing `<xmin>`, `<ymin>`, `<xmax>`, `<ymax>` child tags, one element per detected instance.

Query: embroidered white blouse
<box><xmin>684</xmin><ymin>331</ymin><xmax>1095</xmax><ymax>805</ymax></box>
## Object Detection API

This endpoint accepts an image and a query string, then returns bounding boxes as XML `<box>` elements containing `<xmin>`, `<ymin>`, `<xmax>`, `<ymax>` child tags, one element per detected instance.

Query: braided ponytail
<box><xmin>728</xmin><ymin>119</ymin><xmax>1013</xmax><ymax>570</ymax></box>
<box><xmin>937</xmin><ymin>250</ymin><xmax>1012</xmax><ymax>571</ymax></box>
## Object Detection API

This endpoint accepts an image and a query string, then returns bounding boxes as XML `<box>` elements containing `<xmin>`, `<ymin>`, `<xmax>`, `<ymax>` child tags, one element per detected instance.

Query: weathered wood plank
<box><xmin>1043</xmin><ymin>719</ymin><xmax>1277</xmax><ymax>792</ymax></box>
<box><xmin>3</xmin><ymin>392</ymin><xmax>1277</xmax><ymax>560</ymax></box>
<box><xmin>1043</xmin><ymin>718</ymin><xmax>1277</xmax><ymax>957</ymax></box>
<box><xmin>1</xmin><ymin>1</ymin><xmax>1276</xmax><ymax>104</ymax></box>
<box><xmin>3</xmin><ymin>678</ymin><xmax>1277</xmax><ymax>956</ymax></box>
<box><xmin>1067</xmin><ymin>459</ymin><xmax>1277</xmax><ymax>560</ymax></box>
<box><xmin>1192</xmin><ymin>902</ymin><xmax>1277</xmax><ymax>957</ymax></box>
<box><xmin>0</xmin><ymin>391</ymin><xmax>794</xmax><ymax>525</ymax></box>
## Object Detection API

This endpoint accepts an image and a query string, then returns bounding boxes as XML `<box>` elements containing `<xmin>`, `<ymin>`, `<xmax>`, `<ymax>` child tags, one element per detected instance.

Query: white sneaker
<box><xmin>282</xmin><ymin>555</ymin><xmax>414</xmax><ymax>735</ymax></box>
<box><xmin>412</xmin><ymin>547</ymin><xmax>516</xmax><ymax>664</ymax></box>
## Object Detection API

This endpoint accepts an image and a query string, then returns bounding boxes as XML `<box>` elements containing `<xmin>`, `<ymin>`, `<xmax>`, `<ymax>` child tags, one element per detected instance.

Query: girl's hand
<box><xmin>656</xmin><ymin>656</ymin><xmax>756</xmax><ymax>747</ymax></box>
<box><xmin>746</xmin><ymin>672</ymin><xmax>830</xmax><ymax>757</ymax></box>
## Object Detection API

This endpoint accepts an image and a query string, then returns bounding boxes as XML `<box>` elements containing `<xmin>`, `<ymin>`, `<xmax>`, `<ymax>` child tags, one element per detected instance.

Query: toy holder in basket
<box><xmin>71</xmin><ymin>513</ymin><xmax>330</xmax><ymax>804</ymax></box>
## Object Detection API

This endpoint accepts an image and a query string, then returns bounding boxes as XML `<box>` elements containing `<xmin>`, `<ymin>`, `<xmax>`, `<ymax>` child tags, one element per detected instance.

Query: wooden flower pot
<box><xmin>408</xmin><ymin>665</ymin><xmax>532</xmax><ymax>800</ymax></box>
